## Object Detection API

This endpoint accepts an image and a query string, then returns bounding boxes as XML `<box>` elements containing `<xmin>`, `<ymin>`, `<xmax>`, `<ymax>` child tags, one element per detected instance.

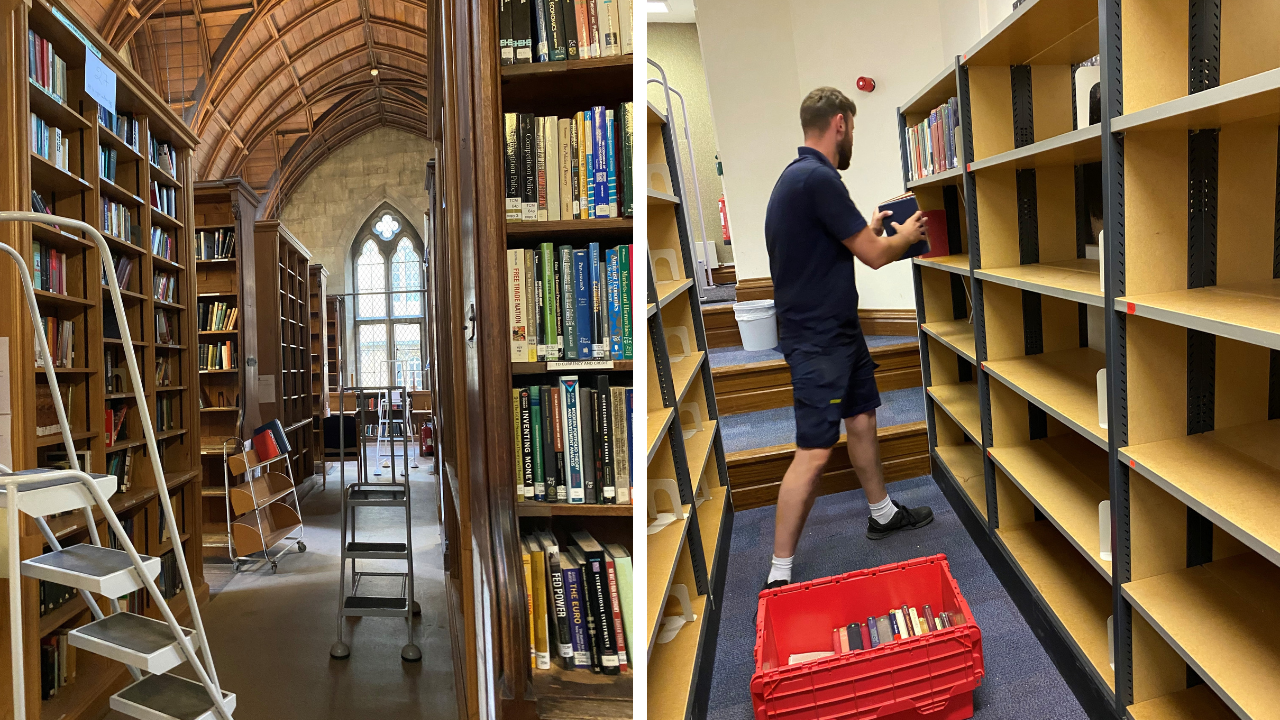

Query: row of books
<box><xmin>102</xmin><ymin>252</ymin><xmax>135</xmax><ymax>292</ymax></box>
<box><xmin>151</xmin><ymin>181</ymin><xmax>178</xmax><ymax>218</ymax></box>
<box><xmin>199</xmin><ymin>340</ymin><xmax>237</xmax><ymax>371</ymax></box>
<box><xmin>99</xmin><ymin>144</ymin><xmax>122</xmax><ymax>183</ymax></box>
<box><xmin>34</xmin><ymin>384</ymin><xmax>70</xmax><ymax>436</ymax></box>
<box><xmin>104</xmin><ymin>401</ymin><xmax>130</xmax><ymax>447</ymax></box>
<box><xmin>32</xmin><ymin>114</ymin><xmax>69</xmax><ymax>171</ymax></box>
<box><xmin>40</xmin><ymin>629</ymin><xmax>78</xmax><ymax>700</ymax></box>
<box><xmin>788</xmin><ymin>606</ymin><xmax>969</xmax><ymax>665</ymax></box>
<box><xmin>152</xmin><ymin>227</ymin><xmax>176</xmax><ymax>261</ymax></box>
<box><xmin>523</xmin><ymin>530</ymin><xmax>631</xmax><ymax>673</ymax></box>
<box><xmin>155</xmin><ymin>309</ymin><xmax>178</xmax><ymax>345</ymax></box>
<box><xmin>38</xmin><ymin>581</ymin><xmax>76</xmax><ymax>617</ymax></box>
<box><xmin>31</xmin><ymin>240</ymin><xmax>70</xmax><ymax>295</ymax></box>
<box><xmin>504</xmin><ymin>104</ymin><xmax>633</xmax><ymax>222</ymax></box>
<box><xmin>150</xmin><ymin>138</ymin><xmax>178</xmax><ymax>177</ymax></box>
<box><xmin>513</xmin><ymin>377</ymin><xmax>631</xmax><ymax>504</ymax></box>
<box><xmin>905</xmin><ymin>97</ymin><xmax>960</xmax><ymax>182</ymax></box>
<box><xmin>198</xmin><ymin>301</ymin><xmax>239</xmax><ymax>331</ymax></box>
<box><xmin>154</xmin><ymin>270</ymin><xmax>178</xmax><ymax>304</ymax></box>
<box><xmin>251</xmin><ymin>419</ymin><xmax>293</xmax><ymax>462</ymax></box>
<box><xmin>156</xmin><ymin>355</ymin><xmax>175</xmax><ymax>386</ymax></box>
<box><xmin>28</xmin><ymin>30</ymin><xmax>68</xmax><ymax>104</ymax></box>
<box><xmin>39</xmin><ymin>316</ymin><xmax>75</xmax><ymax>368</ymax></box>
<box><xmin>99</xmin><ymin>108</ymin><xmax>141</xmax><ymax>151</ymax></box>
<box><xmin>102</xmin><ymin>198</ymin><xmax>135</xmax><ymax>241</ymax></box>
<box><xmin>196</xmin><ymin>228</ymin><xmax>235</xmax><ymax>260</ymax></box>
<box><xmin>106</xmin><ymin>447</ymin><xmax>135</xmax><ymax>493</ymax></box>
<box><xmin>155</xmin><ymin>395</ymin><xmax>177</xmax><ymax>432</ymax></box>
<box><xmin>498</xmin><ymin>0</ymin><xmax>632</xmax><ymax>64</ymax></box>
<box><xmin>507</xmin><ymin>243</ymin><xmax>632</xmax><ymax>361</ymax></box>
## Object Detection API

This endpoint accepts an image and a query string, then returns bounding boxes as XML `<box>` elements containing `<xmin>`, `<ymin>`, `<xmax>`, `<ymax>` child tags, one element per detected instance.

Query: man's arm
<box><xmin>843</xmin><ymin>211</ymin><xmax>928</xmax><ymax>270</ymax></box>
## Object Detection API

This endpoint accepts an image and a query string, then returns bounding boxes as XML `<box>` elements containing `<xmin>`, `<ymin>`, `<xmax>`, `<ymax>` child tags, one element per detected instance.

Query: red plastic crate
<box><xmin>751</xmin><ymin>555</ymin><xmax>983</xmax><ymax>720</ymax></box>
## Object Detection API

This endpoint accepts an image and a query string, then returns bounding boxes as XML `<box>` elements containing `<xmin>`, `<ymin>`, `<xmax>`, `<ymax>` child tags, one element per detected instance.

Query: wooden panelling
<box><xmin>735</xmin><ymin>276</ymin><xmax>774</xmax><ymax>302</ymax></box>
<box><xmin>711</xmin><ymin>264</ymin><xmax>736</xmax><ymax>285</ymax></box>
<box><xmin>726</xmin><ymin>422</ymin><xmax>929</xmax><ymax>510</ymax></box>
<box><xmin>860</xmin><ymin>309</ymin><xmax>918</xmax><ymax>336</ymax></box>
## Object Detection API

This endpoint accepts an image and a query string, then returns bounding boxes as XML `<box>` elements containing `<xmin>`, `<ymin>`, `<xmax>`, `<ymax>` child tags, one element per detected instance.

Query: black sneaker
<box><xmin>762</xmin><ymin>579</ymin><xmax>790</xmax><ymax>593</ymax></box>
<box><xmin>867</xmin><ymin>501</ymin><xmax>934</xmax><ymax>540</ymax></box>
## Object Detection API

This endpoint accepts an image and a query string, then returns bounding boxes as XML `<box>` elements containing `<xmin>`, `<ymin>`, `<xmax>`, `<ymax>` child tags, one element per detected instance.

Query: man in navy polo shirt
<box><xmin>763</xmin><ymin>87</ymin><xmax>933</xmax><ymax>590</ymax></box>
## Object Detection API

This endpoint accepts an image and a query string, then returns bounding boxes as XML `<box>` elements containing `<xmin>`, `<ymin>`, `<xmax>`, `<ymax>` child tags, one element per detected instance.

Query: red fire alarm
<box><xmin>856</xmin><ymin>76</ymin><xmax>876</xmax><ymax>92</ymax></box>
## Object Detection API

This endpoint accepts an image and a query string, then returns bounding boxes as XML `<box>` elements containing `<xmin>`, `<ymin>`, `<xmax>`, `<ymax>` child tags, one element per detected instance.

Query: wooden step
<box><xmin>702</xmin><ymin>304</ymin><xmax>920</xmax><ymax>349</ymax></box>
<box><xmin>712</xmin><ymin>340</ymin><xmax>922</xmax><ymax>415</ymax></box>
<box><xmin>702</xmin><ymin>303</ymin><xmax>739</xmax><ymax>348</ymax></box>
<box><xmin>725</xmin><ymin>421</ymin><xmax>930</xmax><ymax>510</ymax></box>
<box><xmin>711</xmin><ymin>264</ymin><xmax>736</xmax><ymax>285</ymax></box>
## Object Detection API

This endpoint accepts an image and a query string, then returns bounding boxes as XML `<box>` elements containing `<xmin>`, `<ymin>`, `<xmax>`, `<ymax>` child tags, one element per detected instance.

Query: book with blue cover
<box><xmin>588</xmin><ymin>243</ymin><xmax>603</xmax><ymax>358</ymax></box>
<box><xmin>592</xmin><ymin>106</ymin><xmax>609</xmax><ymax>218</ymax></box>
<box><xmin>559</xmin><ymin>376</ymin><xmax>585</xmax><ymax>503</ymax></box>
<box><xmin>605</xmin><ymin>108</ymin><xmax>617</xmax><ymax>217</ymax></box>
<box><xmin>572</xmin><ymin>250</ymin><xmax>592</xmax><ymax>359</ymax></box>
<box><xmin>582</xmin><ymin>109</ymin><xmax>594</xmax><ymax>217</ymax></box>
<box><xmin>877</xmin><ymin>192</ymin><xmax>930</xmax><ymax>260</ymax></box>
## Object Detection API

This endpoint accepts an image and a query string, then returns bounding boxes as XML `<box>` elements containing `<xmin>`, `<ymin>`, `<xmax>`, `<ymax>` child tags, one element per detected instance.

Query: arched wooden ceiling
<box><xmin>66</xmin><ymin>0</ymin><xmax>435</xmax><ymax>212</ymax></box>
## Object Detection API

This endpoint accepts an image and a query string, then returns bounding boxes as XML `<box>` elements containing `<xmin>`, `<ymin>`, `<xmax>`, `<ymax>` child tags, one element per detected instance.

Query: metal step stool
<box><xmin>0</xmin><ymin>212</ymin><xmax>235</xmax><ymax>720</ymax></box>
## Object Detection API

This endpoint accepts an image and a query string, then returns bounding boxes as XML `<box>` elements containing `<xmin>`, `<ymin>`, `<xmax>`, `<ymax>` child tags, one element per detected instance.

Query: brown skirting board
<box><xmin>858</xmin><ymin>309</ymin><xmax>918</xmax><ymax>336</ymax></box>
<box><xmin>725</xmin><ymin>421</ymin><xmax>929</xmax><ymax>510</ymax></box>
<box><xmin>710</xmin><ymin>264</ymin><xmax>736</xmax><ymax>285</ymax></box>
<box><xmin>734</xmin><ymin>276</ymin><xmax>775</xmax><ymax>302</ymax></box>
<box><xmin>713</xmin><ymin>341</ymin><xmax>921</xmax><ymax>415</ymax></box>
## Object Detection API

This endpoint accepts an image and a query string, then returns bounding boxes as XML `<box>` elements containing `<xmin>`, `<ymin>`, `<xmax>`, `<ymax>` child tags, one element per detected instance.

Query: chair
<box><xmin>322</xmin><ymin>415</ymin><xmax>360</xmax><ymax>490</ymax></box>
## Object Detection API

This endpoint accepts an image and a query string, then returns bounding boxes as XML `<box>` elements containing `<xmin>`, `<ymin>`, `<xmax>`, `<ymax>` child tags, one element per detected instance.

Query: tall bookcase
<box><xmin>645</xmin><ymin>91</ymin><xmax>733</xmax><ymax>719</ymax></box>
<box><xmin>496</xmin><ymin>51</ymin><xmax>635</xmax><ymax>717</ymax></box>
<box><xmin>0</xmin><ymin>0</ymin><xmax>204</xmax><ymax>714</ymax></box>
<box><xmin>253</xmin><ymin>221</ymin><xmax>315</xmax><ymax>484</ymax></box>
<box><xmin>904</xmin><ymin>1</ymin><xmax>1280</xmax><ymax>717</ymax></box>
<box><xmin>192</xmin><ymin>178</ymin><xmax>261</xmax><ymax>558</ymax></box>
<box><xmin>308</xmin><ymin>264</ymin><xmax>329</xmax><ymax>469</ymax></box>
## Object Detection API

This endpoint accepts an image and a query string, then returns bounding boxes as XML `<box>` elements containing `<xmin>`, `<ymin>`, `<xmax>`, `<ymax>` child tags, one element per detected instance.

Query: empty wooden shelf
<box><xmin>230</xmin><ymin>502</ymin><xmax>303</xmax><ymax>557</ymax></box>
<box><xmin>1118</xmin><ymin>280</ymin><xmax>1280</xmax><ymax>351</ymax></box>
<box><xmin>983</xmin><ymin>347</ymin><xmax>1107</xmax><ymax>448</ymax></box>
<box><xmin>927</xmin><ymin>381</ymin><xmax>981</xmax><ymax>441</ymax></box>
<box><xmin>921</xmin><ymin>319</ymin><xmax>977</xmax><ymax>364</ymax></box>
<box><xmin>935</xmin><ymin>443</ymin><xmax>986</xmax><ymax>519</ymax></box>
<box><xmin>976</xmin><ymin>258</ymin><xmax>1102</xmax><ymax>307</ymax></box>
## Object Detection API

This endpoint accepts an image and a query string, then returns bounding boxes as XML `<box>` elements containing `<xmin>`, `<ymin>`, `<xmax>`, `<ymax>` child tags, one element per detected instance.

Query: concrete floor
<box><xmin>106</xmin><ymin>453</ymin><xmax>458</xmax><ymax>720</ymax></box>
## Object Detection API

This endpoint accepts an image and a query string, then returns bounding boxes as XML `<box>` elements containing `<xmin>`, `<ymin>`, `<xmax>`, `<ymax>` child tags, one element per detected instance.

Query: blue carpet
<box><xmin>708</xmin><ymin>474</ymin><xmax>1089</xmax><ymax>720</ymax></box>
<box><xmin>708</xmin><ymin>336</ymin><xmax>914</xmax><ymax>368</ymax></box>
<box><xmin>720</xmin><ymin>387</ymin><xmax>926</xmax><ymax>453</ymax></box>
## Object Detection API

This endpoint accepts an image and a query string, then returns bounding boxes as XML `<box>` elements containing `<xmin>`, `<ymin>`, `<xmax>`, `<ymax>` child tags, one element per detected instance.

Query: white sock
<box><xmin>869</xmin><ymin>495</ymin><xmax>898</xmax><ymax>525</ymax></box>
<box><xmin>768</xmin><ymin>555</ymin><xmax>793</xmax><ymax>584</ymax></box>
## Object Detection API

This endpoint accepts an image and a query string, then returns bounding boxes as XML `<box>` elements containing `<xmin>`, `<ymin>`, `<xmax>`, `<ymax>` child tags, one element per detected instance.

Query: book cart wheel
<box><xmin>298</xmin><ymin>541</ymin><xmax>307</xmax><ymax>552</ymax></box>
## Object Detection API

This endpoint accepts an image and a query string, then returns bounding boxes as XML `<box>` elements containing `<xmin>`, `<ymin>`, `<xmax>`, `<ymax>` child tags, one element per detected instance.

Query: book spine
<box><xmin>548</xmin><ymin>555</ymin><xmax>572</xmax><ymax>657</ymax></box>
<box><xmin>529</xmin><ymin>547</ymin><xmax>551</xmax><ymax>670</ymax></box>
<box><xmin>535</xmin><ymin>118</ymin><xmax>548</xmax><ymax>221</ymax></box>
<box><xmin>588</xmin><ymin>243</ymin><xmax>603</xmax><ymax>357</ymax></box>
<box><xmin>546</xmin><ymin>0</ymin><xmax>566</xmax><ymax>61</ymax></box>
<box><xmin>514</xmin><ymin>0</ymin><xmax>533</xmax><ymax>62</ymax></box>
<box><xmin>583</xmin><ymin>109</ymin><xmax>594</xmax><ymax>217</ymax></box>
<box><xmin>545</xmin><ymin>116</ymin><xmax>561</xmax><ymax>221</ymax></box>
<box><xmin>596</xmin><ymin>0</ymin><xmax>615</xmax><ymax>56</ymax></box>
<box><xmin>507</xmin><ymin>250</ymin><xmax>527</xmax><ymax>360</ymax></box>
<box><xmin>605</xmin><ymin>108</ymin><xmax>618</xmax><ymax>217</ymax></box>
<box><xmin>604</xmin><ymin>556</ymin><xmax>627</xmax><ymax>669</ymax></box>
<box><xmin>579</xmin><ymin>385</ymin><xmax>596</xmax><ymax>503</ymax></box>
<box><xmin>583</xmin><ymin>0</ymin><xmax>599</xmax><ymax>57</ymax></box>
<box><xmin>523</xmin><ymin>250</ymin><xmax>537</xmax><ymax>361</ymax></box>
<box><xmin>592</xmin><ymin>107</ymin><xmax>609</xmax><ymax>218</ymax></box>
<box><xmin>550</xmin><ymin>386</ymin><xmax>567</xmax><ymax>501</ymax></box>
<box><xmin>569</xmin><ymin>117</ymin><xmax>581</xmax><ymax>218</ymax></box>
<box><xmin>520</xmin><ymin>114</ymin><xmax>537</xmax><ymax>220</ymax></box>
<box><xmin>539</xmin><ymin>243</ymin><xmax>557</xmax><ymax>358</ymax></box>
<box><xmin>558</xmin><ymin>119</ymin><xmax>574</xmax><ymax>220</ymax></box>
<box><xmin>867</xmin><ymin>616</ymin><xmax>879</xmax><ymax>647</ymax></box>
<box><xmin>499</xmin><ymin>0</ymin><xmax>514</xmax><ymax>65</ymax></box>
<box><xmin>560</xmin><ymin>0</ymin><xmax>578</xmax><ymax>59</ymax></box>
<box><xmin>587</xmin><ymin>555</ymin><xmax>619</xmax><ymax>672</ymax></box>
<box><xmin>504</xmin><ymin>114</ymin><xmax>520</xmax><ymax>219</ymax></box>
<box><xmin>512</xmin><ymin>390</ymin><xmax>524</xmax><ymax>500</ymax></box>
<box><xmin>564</xmin><ymin>565</ymin><xmax>590</xmax><ymax>666</ymax></box>
<box><xmin>559</xmin><ymin>246</ymin><xmax>576</xmax><ymax>360</ymax></box>
<box><xmin>573</xmin><ymin>250</ymin><xmax>592</xmax><ymax>358</ymax></box>
<box><xmin>559</xmin><ymin>377</ymin><xmax>584</xmax><ymax>502</ymax></box>
<box><xmin>610</xmin><ymin>387</ymin><xmax>629</xmax><ymax>504</ymax></box>
<box><xmin>597</xmin><ymin>377</ymin><xmax>614</xmax><ymax>503</ymax></box>
<box><xmin>539</xmin><ymin>385</ymin><xmax>557</xmax><ymax>500</ymax></box>
<box><xmin>622</xmin><ymin>102</ymin><xmax>633</xmax><ymax>216</ymax></box>
<box><xmin>578</xmin><ymin>112</ymin><xmax>590</xmax><ymax>218</ymax></box>
<box><xmin>529</xmin><ymin>387</ymin><xmax>545</xmax><ymax>501</ymax></box>
<box><xmin>619</xmin><ymin>245</ymin><xmax>632</xmax><ymax>359</ymax></box>
<box><xmin>519</xmin><ymin>388</ymin><xmax>534</xmax><ymax>499</ymax></box>
<box><xmin>533</xmin><ymin>0</ymin><xmax>551</xmax><ymax>62</ymax></box>
<box><xmin>532</xmin><ymin>249</ymin><xmax>544</xmax><ymax>360</ymax></box>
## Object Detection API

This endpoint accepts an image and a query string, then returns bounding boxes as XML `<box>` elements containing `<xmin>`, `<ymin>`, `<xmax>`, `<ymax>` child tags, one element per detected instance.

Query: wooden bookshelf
<box><xmin>902</xmin><ymin>1</ymin><xmax>1280</xmax><ymax>717</ymax></box>
<box><xmin>308</xmin><ymin>264</ymin><xmax>329</xmax><ymax>470</ymax></box>
<box><xmin>645</xmin><ymin>77</ymin><xmax>732</xmax><ymax>720</ymax></box>
<box><xmin>253</xmin><ymin>221</ymin><xmax>315</xmax><ymax>483</ymax></box>
<box><xmin>0</xmin><ymin>0</ymin><xmax>205</xmax><ymax>714</ymax></box>
<box><xmin>192</xmin><ymin>179</ymin><xmax>261</xmax><ymax>558</ymax></box>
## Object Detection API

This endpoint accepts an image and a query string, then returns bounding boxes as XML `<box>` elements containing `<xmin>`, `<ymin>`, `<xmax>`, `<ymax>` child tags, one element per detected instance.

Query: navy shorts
<box><xmin>785</xmin><ymin>339</ymin><xmax>881</xmax><ymax>449</ymax></box>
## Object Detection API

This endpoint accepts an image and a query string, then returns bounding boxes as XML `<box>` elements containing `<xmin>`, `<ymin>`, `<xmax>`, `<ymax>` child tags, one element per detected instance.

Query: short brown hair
<box><xmin>800</xmin><ymin>87</ymin><xmax>857</xmax><ymax>135</ymax></box>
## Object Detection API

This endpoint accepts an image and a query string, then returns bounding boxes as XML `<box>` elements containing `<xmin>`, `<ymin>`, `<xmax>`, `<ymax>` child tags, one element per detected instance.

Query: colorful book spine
<box><xmin>563</xmin><ymin>560</ymin><xmax>590</xmax><ymax>666</ymax></box>
<box><xmin>592</xmin><ymin>106</ymin><xmax>609</xmax><ymax>218</ymax></box>
<box><xmin>619</xmin><ymin>245</ymin><xmax>632</xmax><ymax>359</ymax></box>
<box><xmin>605</xmin><ymin>108</ymin><xmax>618</xmax><ymax>217</ymax></box>
<box><xmin>606</xmin><ymin>249</ymin><xmax>622</xmax><ymax>358</ymax></box>
<box><xmin>559</xmin><ymin>246</ymin><xmax>576</xmax><ymax>360</ymax></box>
<box><xmin>529</xmin><ymin>386</ymin><xmax>545</xmax><ymax>501</ymax></box>
<box><xmin>582</xmin><ymin>109</ymin><xmax>594</xmax><ymax>217</ymax></box>
<box><xmin>519</xmin><ymin>388</ymin><xmax>534</xmax><ymax>499</ymax></box>
<box><xmin>572</xmin><ymin>250</ymin><xmax>592</xmax><ymax>359</ymax></box>
<box><xmin>540</xmin><ymin>243</ymin><xmax>558</xmax><ymax>359</ymax></box>
<box><xmin>587</xmin><ymin>243</ymin><xmax>603</xmax><ymax>358</ymax></box>
<box><xmin>559</xmin><ymin>376</ymin><xmax>584</xmax><ymax>503</ymax></box>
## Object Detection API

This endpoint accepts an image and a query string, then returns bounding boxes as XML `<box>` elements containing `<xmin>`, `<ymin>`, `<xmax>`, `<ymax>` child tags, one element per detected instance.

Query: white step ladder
<box><xmin>329</xmin><ymin>385</ymin><xmax>420</xmax><ymax>661</ymax></box>
<box><xmin>1</xmin><ymin>212</ymin><xmax>235</xmax><ymax>720</ymax></box>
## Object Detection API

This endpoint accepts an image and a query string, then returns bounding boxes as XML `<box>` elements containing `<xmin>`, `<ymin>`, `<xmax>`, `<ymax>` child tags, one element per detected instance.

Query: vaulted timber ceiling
<box><xmin>66</xmin><ymin>0</ymin><xmax>434</xmax><ymax>214</ymax></box>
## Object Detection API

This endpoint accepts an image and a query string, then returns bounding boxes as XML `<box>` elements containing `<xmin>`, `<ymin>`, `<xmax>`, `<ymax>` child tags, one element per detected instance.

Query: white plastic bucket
<box><xmin>734</xmin><ymin>299</ymin><xmax>778</xmax><ymax>351</ymax></box>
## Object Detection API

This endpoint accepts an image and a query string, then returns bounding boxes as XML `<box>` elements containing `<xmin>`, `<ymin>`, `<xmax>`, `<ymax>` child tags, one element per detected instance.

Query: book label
<box><xmin>546</xmin><ymin>360</ymin><xmax>613</xmax><ymax>370</ymax></box>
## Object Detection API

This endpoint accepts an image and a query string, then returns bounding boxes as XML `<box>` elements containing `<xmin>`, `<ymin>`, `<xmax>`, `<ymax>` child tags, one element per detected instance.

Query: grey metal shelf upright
<box><xmin>646</xmin><ymin>60</ymin><xmax>733</xmax><ymax>720</ymax></box>
<box><xmin>903</xmin><ymin>0</ymin><xmax>1280</xmax><ymax>718</ymax></box>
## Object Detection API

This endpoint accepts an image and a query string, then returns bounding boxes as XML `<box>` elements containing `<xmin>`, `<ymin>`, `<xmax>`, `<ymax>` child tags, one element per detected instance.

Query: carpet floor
<box><xmin>707</xmin><ymin>336</ymin><xmax>912</xmax><ymax>369</ymax></box>
<box><xmin>720</xmin><ymin>387</ymin><xmax>926</xmax><ymax>453</ymax></box>
<box><xmin>708</xmin><ymin>473</ymin><xmax>1088</xmax><ymax>720</ymax></box>
<box><xmin>104</xmin><ymin>454</ymin><xmax>457</xmax><ymax>720</ymax></box>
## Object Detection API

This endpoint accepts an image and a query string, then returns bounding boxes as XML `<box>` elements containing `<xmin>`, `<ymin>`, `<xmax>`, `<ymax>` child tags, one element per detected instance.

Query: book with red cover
<box><xmin>253</xmin><ymin>419</ymin><xmax>292</xmax><ymax>455</ymax></box>
<box><xmin>253</xmin><ymin>428</ymin><xmax>281</xmax><ymax>460</ymax></box>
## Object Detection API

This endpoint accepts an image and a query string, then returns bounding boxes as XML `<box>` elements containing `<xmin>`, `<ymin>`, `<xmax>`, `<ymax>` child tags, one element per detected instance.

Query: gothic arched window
<box><xmin>350</xmin><ymin>207</ymin><xmax>426</xmax><ymax>390</ymax></box>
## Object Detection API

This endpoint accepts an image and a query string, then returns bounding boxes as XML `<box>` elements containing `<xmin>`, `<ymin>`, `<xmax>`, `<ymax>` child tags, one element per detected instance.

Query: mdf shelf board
<box><xmin>1117</xmin><ymin>281</ymin><xmax>1280</xmax><ymax>351</ymax></box>
<box><xmin>914</xmin><ymin>254</ymin><xmax>970</xmax><ymax>275</ymax></box>
<box><xmin>648</xmin><ymin>101</ymin><xmax>667</xmax><ymax>125</ymax></box>
<box><xmin>1120</xmin><ymin>418</ymin><xmax>1280</xmax><ymax>570</ymax></box>
<box><xmin>967</xmin><ymin>124</ymin><xmax>1102</xmax><ymax>172</ymax></box>
<box><xmin>695</xmin><ymin>486</ymin><xmax>728</xmax><ymax>581</ymax></box>
<box><xmin>927</xmin><ymin>381</ymin><xmax>982</xmax><ymax>442</ymax></box>
<box><xmin>907</xmin><ymin>166</ymin><xmax>964</xmax><ymax>190</ymax></box>
<box><xmin>655</xmin><ymin>278</ymin><xmax>693</xmax><ymax>308</ymax></box>
<box><xmin>962</xmin><ymin>0</ymin><xmax>1099</xmax><ymax>67</ymax></box>
<box><xmin>683</xmin><ymin>420</ymin><xmax>718</xmax><ymax>497</ymax></box>
<box><xmin>648</xmin><ymin>407</ymin><xmax>675</xmax><ymax>463</ymax></box>
<box><xmin>670</xmin><ymin>351</ymin><xmax>706</xmax><ymax>405</ymax></box>
<box><xmin>975</xmin><ymin>258</ymin><xmax>1103</xmax><ymax>307</ymax></box>
<box><xmin>922</xmin><ymin>319</ymin><xmax>977</xmax><ymax>364</ymax></box>
<box><xmin>1113</xmin><ymin>67</ymin><xmax>1280</xmax><ymax>133</ymax></box>
<box><xmin>983</xmin><ymin>347</ymin><xmax>1108</xmax><ymax>449</ymax></box>
<box><xmin>935</xmin><ymin>444</ymin><xmax>986</xmax><ymax>519</ymax></box>
<box><xmin>647</xmin><ymin>516</ymin><xmax>688</xmax><ymax>650</ymax></box>
<box><xmin>1127</xmin><ymin>684</ymin><xmax>1238</xmax><ymax>720</ymax></box>
<box><xmin>648</xmin><ymin>188</ymin><xmax>680</xmax><ymax>205</ymax></box>
<box><xmin>997</xmin><ymin>521</ymin><xmax>1116</xmax><ymax>690</ymax></box>
<box><xmin>989</xmin><ymin>434</ymin><xmax>1112</xmax><ymax>580</ymax></box>
<box><xmin>648</xmin><ymin>592</ymin><xmax>708</xmax><ymax>720</ymax></box>
<box><xmin>1123</xmin><ymin>553</ymin><xmax>1280</xmax><ymax>720</ymax></box>
<box><xmin>901</xmin><ymin>64</ymin><xmax>958</xmax><ymax>118</ymax></box>
<box><xmin>647</xmin><ymin>303</ymin><xmax>656</xmax><ymax>318</ymax></box>
<box><xmin>513</xmin><ymin>502</ymin><xmax>631</xmax><ymax>517</ymax></box>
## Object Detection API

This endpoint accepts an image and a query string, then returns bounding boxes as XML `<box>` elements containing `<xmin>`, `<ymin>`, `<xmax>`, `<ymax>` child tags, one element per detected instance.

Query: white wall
<box><xmin>694</xmin><ymin>0</ymin><xmax>986</xmax><ymax>309</ymax></box>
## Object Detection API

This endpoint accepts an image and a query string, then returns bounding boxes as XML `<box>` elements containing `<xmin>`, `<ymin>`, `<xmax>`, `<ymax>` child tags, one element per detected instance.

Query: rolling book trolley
<box><xmin>0</xmin><ymin>211</ymin><xmax>234</xmax><ymax>720</ymax></box>
<box><xmin>219</xmin><ymin>436</ymin><xmax>306</xmax><ymax>573</ymax></box>
<box><xmin>646</xmin><ymin>60</ymin><xmax>734</xmax><ymax>720</ymax></box>
<box><xmin>329</xmin><ymin>383</ymin><xmax>420</xmax><ymax>662</ymax></box>
<box><xmin>904</xmin><ymin>0</ymin><xmax>1280</xmax><ymax>717</ymax></box>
